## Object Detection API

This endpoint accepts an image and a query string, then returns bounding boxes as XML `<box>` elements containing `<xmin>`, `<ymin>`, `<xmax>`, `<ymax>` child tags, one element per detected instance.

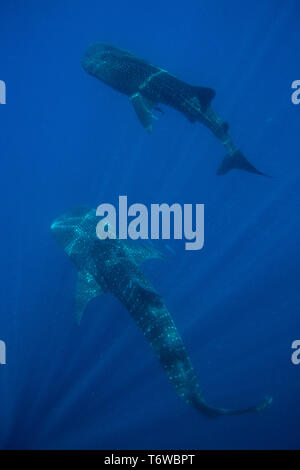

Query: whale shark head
<box><xmin>82</xmin><ymin>43</ymin><xmax>120</xmax><ymax>79</ymax></box>
<box><xmin>82</xmin><ymin>43</ymin><xmax>106</xmax><ymax>73</ymax></box>
<box><xmin>82</xmin><ymin>42</ymin><xmax>139</xmax><ymax>93</ymax></box>
<box><xmin>51</xmin><ymin>207</ymin><xmax>98</xmax><ymax>264</ymax></box>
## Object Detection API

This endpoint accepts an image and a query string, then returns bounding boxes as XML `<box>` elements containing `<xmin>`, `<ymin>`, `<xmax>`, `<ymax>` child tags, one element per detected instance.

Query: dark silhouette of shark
<box><xmin>82</xmin><ymin>43</ymin><xmax>267</xmax><ymax>176</ymax></box>
<box><xmin>51</xmin><ymin>206</ymin><xmax>271</xmax><ymax>417</ymax></box>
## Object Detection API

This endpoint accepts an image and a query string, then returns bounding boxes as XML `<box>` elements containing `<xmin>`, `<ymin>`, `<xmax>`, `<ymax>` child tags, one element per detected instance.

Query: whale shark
<box><xmin>82</xmin><ymin>43</ymin><xmax>266</xmax><ymax>176</ymax></box>
<box><xmin>51</xmin><ymin>206</ymin><xmax>271</xmax><ymax>417</ymax></box>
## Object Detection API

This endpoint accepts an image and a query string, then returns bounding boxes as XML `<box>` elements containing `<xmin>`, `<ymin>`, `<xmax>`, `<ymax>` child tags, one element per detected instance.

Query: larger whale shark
<box><xmin>82</xmin><ymin>43</ymin><xmax>266</xmax><ymax>176</ymax></box>
<box><xmin>51</xmin><ymin>207</ymin><xmax>271</xmax><ymax>417</ymax></box>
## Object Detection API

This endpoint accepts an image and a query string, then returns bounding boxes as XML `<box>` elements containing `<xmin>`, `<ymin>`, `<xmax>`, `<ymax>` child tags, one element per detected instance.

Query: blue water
<box><xmin>0</xmin><ymin>0</ymin><xmax>299</xmax><ymax>450</ymax></box>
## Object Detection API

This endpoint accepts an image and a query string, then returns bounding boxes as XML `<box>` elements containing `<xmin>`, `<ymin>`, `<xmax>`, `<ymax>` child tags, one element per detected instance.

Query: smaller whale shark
<box><xmin>82</xmin><ymin>43</ymin><xmax>266</xmax><ymax>176</ymax></box>
<box><xmin>51</xmin><ymin>207</ymin><xmax>272</xmax><ymax>417</ymax></box>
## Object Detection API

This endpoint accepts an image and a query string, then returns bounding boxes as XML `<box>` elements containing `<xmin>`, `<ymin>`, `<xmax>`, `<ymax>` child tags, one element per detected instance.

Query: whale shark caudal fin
<box><xmin>217</xmin><ymin>150</ymin><xmax>268</xmax><ymax>176</ymax></box>
<box><xmin>192</xmin><ymin>394</ymin><xmax>273</xmax><ymax>418</ymax></box>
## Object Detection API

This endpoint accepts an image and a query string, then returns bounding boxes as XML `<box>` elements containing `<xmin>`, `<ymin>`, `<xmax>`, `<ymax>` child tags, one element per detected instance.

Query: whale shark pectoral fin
<box><xmin>192</xmin><ymin>86</ymin><xmax>216</xmax><ymax>110</ymax></box>
<box><xmin>75</xmin><ymin>271</ymin><xmax>103</xmax><ymax>325</ymax></box>
<box><xmin>123</xmin><ymin>240</ymin><xmax>166</xmax><ymax>266</ymax></box>
<box><xmin>131</xmin><ymin>93</ymin><xmax>155</xmax><ymax>132</ymax></box>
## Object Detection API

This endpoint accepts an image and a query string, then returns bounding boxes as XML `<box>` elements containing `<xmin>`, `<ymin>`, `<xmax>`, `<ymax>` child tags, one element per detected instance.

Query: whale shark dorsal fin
<box><xmin>75</xmin><ymin>271</ymin><xmax>103</xmax><ymax>325</ymax></box>
<box><xmin>131</xmin><ymin>93</ymin><xmax>155</xmax><ymax>132</ymax></box>
<box><xmin>123</xmin><ymin>241</ymin><xmax>166</xmax><ymax>265</ymax></box>
<box><xmin>192</xmin><ymin>86</ymin><xmax>216</xmax><ymax>110</ymax></box>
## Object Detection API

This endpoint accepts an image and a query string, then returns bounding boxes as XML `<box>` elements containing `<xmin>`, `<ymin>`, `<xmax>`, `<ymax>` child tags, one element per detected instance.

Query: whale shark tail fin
<box><xmin>193</xmin><ymin>395</ymin><xmax>272</xmax><ymax>418</ymax></box>
<box><xmin>217</xmin><ymin>150</ymin><xmax>268</xmax><ymax>177</ymax></box>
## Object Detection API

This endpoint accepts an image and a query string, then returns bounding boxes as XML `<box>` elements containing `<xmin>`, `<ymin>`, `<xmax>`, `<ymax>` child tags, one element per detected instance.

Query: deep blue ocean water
<box><xmin>0</xmin><ymin>0</ymin><xmax>299</xmax><ymax>450</ymax></box>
